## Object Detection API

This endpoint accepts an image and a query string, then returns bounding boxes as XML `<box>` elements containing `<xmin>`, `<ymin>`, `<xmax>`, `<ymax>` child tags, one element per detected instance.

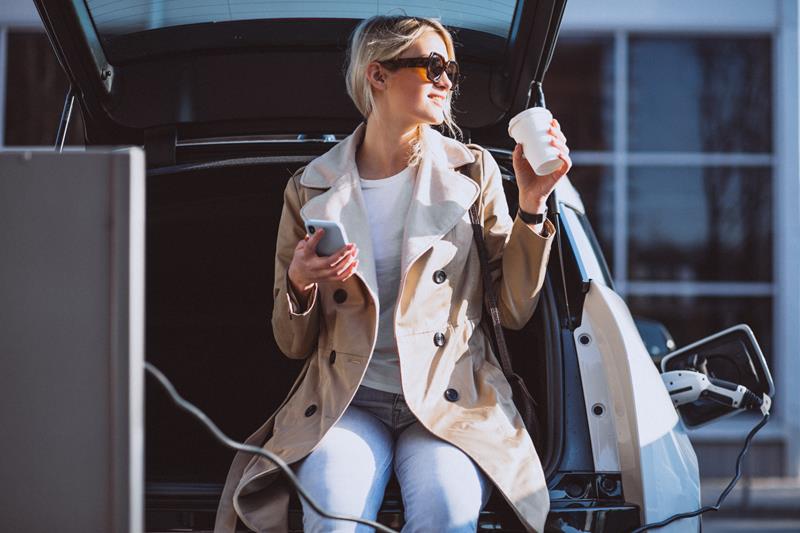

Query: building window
<box><xmin>547</xmin><ymin>35</ymin><xmax>615</xmax><ymax>152</ymax></box>
<box><xmin>628</xmin><ymin>166</ymin><xmax>772</xmax><ymax>282</ymax></box>
<box><xmin>4</xmin><ymin>30</ymin><xmax>85</xmax><ymax>147</ymax></box>
<box><xmin>550</xmin><ymin>33</ymin><xmax>775</xmax><ymax>374</ymax></box>
<box><xmin>628</xmin><ymin>36</ymin><xmax>772</xmax><ymax>153</ymax></box>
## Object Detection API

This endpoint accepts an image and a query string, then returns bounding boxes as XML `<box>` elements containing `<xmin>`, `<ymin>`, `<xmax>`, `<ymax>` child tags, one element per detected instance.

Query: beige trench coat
<box><xmin>214</xmin><ymin>121</ymin><xmax>557</xmax><ymax>532</ymax></box>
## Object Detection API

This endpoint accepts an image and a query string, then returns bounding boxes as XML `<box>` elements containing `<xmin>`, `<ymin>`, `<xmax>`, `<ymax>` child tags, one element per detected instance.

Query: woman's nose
<box><xmin>437</xmin><ymin>73</ymin><xmax>453</xmax><ymax>92</ymax></box>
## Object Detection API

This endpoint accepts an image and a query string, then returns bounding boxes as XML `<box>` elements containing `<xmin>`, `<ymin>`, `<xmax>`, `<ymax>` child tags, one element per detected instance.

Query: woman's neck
<box><xmin>356</xmin><ymin>117</ymin><xmax>420</xmax><ymax>180</ymax></box>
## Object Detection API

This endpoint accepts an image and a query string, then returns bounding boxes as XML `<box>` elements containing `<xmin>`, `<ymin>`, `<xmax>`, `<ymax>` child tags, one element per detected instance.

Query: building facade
<box><xmin>1</xmin><ymin>0</ymin><xmax>798</xmax><ymax>479</ymax></box>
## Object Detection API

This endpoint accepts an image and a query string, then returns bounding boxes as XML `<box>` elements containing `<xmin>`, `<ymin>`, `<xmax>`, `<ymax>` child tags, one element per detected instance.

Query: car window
<box><xmin>560</xmin><ymin>204</ymin><xmax>614</xmax><ymax>289</ymax></box>
<box><xmin>85</xmin><ymin>1</ymin><xmax>517</xmax><ymax>39</ymax></box>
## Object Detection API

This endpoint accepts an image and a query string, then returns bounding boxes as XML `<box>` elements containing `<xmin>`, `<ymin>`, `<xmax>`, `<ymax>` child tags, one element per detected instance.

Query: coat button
<box><xmin>433</xmin><ymin>332</ymin><xmax>446</xmax><ymax>347</ymax></box>
<box><xmin>333</xmin><ymin>288</ymin><xmax>348</xmax><ymax>303</ymax></box>
<box><xmin>304</xmin><ymin>404</ymin><xmax>317</xmax><ymax>417</ymax></box>
<box><xmin>444</xmin><ymin>388</ymin><xmax>459</xmax><ymax>402</ymax></box>
<box><xmin>433</xmin><ymin>270</ymin><xmax>447</xmax><ymax>284</ymax></box>
<box><xmin>329</xmin><ymin>350</ymin><xmax>336</xmax><ymax>364</ymax></box>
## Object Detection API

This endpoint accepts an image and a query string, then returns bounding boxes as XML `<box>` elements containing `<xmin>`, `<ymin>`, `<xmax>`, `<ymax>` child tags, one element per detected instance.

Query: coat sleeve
<box><xmin>271</xmin><ymin>169</ymin><xmax>321</xmax><ymax>359</ymax></box>
<box><xmin>479</xmin><ymin>147</ymin><xmax>557</xmax><ymax>330</ymax></box>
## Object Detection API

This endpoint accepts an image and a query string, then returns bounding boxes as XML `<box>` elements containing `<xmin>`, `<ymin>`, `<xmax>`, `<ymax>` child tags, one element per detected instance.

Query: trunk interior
<box><xmin>143</xmin><ymin>147</ymin><xmax>557</xmax><ymax>531</ymax></box>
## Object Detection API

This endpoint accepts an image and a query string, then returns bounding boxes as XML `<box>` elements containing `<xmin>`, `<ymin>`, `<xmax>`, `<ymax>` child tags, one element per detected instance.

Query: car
<box><xmin>19</xmin><ymin>1</ymin><xmax>775</xmax><ymax>531</ymax></box>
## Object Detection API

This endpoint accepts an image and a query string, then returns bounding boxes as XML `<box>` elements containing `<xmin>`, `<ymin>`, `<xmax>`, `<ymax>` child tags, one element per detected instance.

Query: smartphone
<box><xmin>303</xmin><ymin>218</ymin><xmax>349</xmax><ymax>257</ymax></box>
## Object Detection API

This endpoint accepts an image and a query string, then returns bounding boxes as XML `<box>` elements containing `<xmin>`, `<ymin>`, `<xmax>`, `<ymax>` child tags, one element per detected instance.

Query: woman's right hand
<box><xmin>287</xmin><ymin>228</ymin><xmax>360</xmax><ymax>302</ymax></box>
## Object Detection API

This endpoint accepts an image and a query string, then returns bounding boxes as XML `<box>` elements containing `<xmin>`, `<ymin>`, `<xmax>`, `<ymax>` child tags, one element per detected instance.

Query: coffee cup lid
<box><xmin>508</xmin><ymin>106</ymin><xmax>550</xmax><ymax>134</ymax></box>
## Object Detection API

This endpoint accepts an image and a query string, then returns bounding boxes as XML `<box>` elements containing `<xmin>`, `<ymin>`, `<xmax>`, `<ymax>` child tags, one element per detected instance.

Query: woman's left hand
<box><xmin>512</xmin><ymin>117</ymin><xmax>572</xmax><ymax>213</ymax></box>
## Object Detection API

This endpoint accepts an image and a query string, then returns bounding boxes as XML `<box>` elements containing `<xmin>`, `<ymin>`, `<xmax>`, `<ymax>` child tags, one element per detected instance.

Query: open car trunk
<box><xmin>143</xmin><ymin>144</ymin><xmax>563</xmax><ymax>531</ymax></box>
<box><xmin>29</xmin><ymin>1</ymin><xmax>572</xmax><ymax>528</ymax></box>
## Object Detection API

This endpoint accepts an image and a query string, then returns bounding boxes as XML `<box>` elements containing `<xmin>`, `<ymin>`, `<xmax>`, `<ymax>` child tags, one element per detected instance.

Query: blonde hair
<box><xmin>343</xmin><ymin>14</ymin><xmax>464</xmax><ymax>167</ymax></box>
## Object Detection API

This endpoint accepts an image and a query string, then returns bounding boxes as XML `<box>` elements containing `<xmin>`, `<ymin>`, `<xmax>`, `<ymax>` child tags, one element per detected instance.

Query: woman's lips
<box><xmin>429</xmin><ymin>95</ymin><xmax>445</xmax><ymax>106</ymax></box>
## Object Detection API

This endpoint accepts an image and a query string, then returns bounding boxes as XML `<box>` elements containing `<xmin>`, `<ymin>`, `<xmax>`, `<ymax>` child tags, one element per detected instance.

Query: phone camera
<box><xmin>308</xmin><ymin>225</ymin><xmax>316</xmax><ymax>234</ymax></box>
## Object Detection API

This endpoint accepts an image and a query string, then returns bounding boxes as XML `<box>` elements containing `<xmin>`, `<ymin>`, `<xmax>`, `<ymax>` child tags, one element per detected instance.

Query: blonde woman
<box><xmin>214</xmin><ymin>14</ymin><xmax>571</xmax><ymax>533</ymax></box>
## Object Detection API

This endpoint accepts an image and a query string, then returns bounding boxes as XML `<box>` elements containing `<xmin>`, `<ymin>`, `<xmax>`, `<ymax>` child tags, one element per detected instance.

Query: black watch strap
<box><xmin>517</xmin><ymin>206</ymin><xmax>546</xmax><ymax>225</ymax></box>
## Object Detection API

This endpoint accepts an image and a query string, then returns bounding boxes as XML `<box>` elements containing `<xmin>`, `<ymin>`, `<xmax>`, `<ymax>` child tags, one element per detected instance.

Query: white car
<box><xmin>0</xmin><ymin>0</ymin><xmax>775</xmax><ymax>532</ymax></box>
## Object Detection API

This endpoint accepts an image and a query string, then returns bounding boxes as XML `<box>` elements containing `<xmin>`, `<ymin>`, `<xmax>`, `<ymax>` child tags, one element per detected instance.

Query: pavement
<box><xmin>700</xmin><ymin>476</ymin><xmax>800</xmax><ymax>518</ymax></box>
<box><xmin>702</xmin><ymin>518</ymin><xmax>800</xmax><ymax>533</ymax></box>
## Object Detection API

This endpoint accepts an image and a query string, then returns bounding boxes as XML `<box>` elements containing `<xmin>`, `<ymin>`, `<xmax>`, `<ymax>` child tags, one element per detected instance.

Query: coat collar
<box><xmin>298</xmin><ymin>121</ymin><xmax>479</xmax><ymax>305</ymax></box>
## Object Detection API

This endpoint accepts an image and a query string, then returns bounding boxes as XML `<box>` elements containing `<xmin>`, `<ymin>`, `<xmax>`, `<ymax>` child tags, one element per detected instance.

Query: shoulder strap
<box><xmin>455</xmin><ymin>148</ymin><xmax>516</xmax><ymax>380</ymax></box>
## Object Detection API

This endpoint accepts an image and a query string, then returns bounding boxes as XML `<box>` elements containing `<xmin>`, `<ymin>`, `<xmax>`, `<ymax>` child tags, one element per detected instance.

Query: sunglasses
<box><xmin>379</xmin><ymin>51</ymin><xmax>460</xmax><ymax>91</ymax></box>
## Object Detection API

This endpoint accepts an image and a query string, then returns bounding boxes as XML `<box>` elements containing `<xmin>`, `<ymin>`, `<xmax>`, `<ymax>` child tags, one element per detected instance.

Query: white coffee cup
<box><xmin>507</xmin><ymin>107</ymin><xmax>564</xmax><ymax>176</ymax></box>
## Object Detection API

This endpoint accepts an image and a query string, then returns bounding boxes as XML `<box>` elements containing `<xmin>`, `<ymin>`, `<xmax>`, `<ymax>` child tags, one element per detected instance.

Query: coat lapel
<box><xmin>298</xmin><ymin>122</ymin><xmax>379</xmax><ymax>304</ymax></box>
<box><xmin>400</xmin><ymin>126</ymin><xmax>480</xmax><ymax>276</ymax></box>
<box><xmin>298</xmin><ymin>121</ymin><xmax>480</xmax><ymax>304</ymax></box>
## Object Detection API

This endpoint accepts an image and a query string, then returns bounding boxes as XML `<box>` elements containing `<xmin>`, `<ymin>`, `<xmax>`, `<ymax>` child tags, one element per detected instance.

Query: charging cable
<box><xmin>629</xmin><ymin>378</ymin><xmax>773</xmax><ymax>533</ymax></box>
<box><xmin>146</xmin><ymin>358</ymin><xmax>771</xmax><ymax>533</ymax></box>
<box><xmin>144</xmin><ymin>361</ymin><xmax>400</xmax><ymax>533</ymax></box>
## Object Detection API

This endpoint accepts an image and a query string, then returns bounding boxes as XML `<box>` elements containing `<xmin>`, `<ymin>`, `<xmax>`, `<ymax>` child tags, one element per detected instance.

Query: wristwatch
<box><xmin>517</xmin><ymin>206</ymin><xmax>547</xmax><ymax>225</ymax></box>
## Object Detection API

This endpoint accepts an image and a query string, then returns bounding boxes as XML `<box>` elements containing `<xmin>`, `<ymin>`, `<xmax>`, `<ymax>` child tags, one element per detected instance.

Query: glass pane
<box><xmin>567</xmin><ymin>166</ymin><xmax>614</xmax><ymax>276</ymax></box>
<box><xmin>628</xmin><ymin>166</ymin><xmax>772</xmax><ymax>282</ymax></box>
<box><xmin>86</xmin><ymin>0</ymin><xmax>517</xmax><ymax>38</ymax></box>
<box><xmin>547</xmin><ymin>36</ymin><xmax>614</xmax><ymax>151</ymax></box>
<box><xmin>4</xmin><ymin>32</ymin><xmax>85</xmax><ymax>147</ymax></box>
<box><xmin>562</xmin><ymin>207</ymin><xmax>611</xmax><ymax>288</ymax></box>
<box><xmin>626</xmin><ymin>295</ymin><xmax>774</xmax><ymax>379</ymax></box>
<box><xmin>629</xmin><ymin>36</ymin><xmax>772</xmax><ymax>153</ymax></box>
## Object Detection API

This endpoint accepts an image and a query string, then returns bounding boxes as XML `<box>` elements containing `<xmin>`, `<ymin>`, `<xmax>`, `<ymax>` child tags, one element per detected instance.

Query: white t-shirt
<box><xmin>357</xmin><ymin>164</ymin><xmax>416</xmax><ymax>394</ymax></box>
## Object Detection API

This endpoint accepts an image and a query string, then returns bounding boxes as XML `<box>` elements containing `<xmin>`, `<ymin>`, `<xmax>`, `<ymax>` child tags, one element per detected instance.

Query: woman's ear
<box><xmin>366</xmin><ymin>62</ymin><xmax>387</xmax><ymax>90</ymax></box>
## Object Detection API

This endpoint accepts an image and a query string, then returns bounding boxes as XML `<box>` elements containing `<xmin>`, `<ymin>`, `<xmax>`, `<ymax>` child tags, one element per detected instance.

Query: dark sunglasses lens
<box><xmin>446</xmin><ymin>63</ymin><xmax>459</xmax><ymax>87</ymax></box>
<box><xmin>428</xmin><ymin>54</ymin><xmax>445</xmax><ymax>80</ymax></box>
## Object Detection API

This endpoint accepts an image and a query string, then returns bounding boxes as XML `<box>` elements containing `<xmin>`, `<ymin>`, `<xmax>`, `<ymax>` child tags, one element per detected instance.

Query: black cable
<box><xmin>144</xmin><ymin>361</ymin><xmax>400</xmax><ymax>533</ymax></box>
<box><xmin>146</xmin><ymin>359</ymin><xmax>770</xmax><ymax>533</ymax></box>
<box><xmin>629</xmin><ymin>412</ymin><xmax>770</xmax><ymax>533</ymax></box>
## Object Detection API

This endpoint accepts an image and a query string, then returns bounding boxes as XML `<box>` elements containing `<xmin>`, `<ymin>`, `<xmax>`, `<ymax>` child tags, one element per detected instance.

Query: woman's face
<box><xmin>371</xmin><ymin>30</ymin><xmax>454</xmax><ymax>128</ymax></box>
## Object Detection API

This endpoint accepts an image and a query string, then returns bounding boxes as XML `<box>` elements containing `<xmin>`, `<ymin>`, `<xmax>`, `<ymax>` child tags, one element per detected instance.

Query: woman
<box><xmin>214</xmin><ymin>14</ymin><xmax>571</xmax><ymax>533</ymax></box>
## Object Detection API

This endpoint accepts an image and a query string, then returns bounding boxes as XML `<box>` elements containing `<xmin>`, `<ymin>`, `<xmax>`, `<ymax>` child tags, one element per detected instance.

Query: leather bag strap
<box><xmin>467</xmin><ymin>201</ymin><xmax>516</xmax><ymax>378</ymax></box>
<box><xmin>456</xmin><ymin>150</ymin><xmax>515</xmax><ymax>379</ymax></box>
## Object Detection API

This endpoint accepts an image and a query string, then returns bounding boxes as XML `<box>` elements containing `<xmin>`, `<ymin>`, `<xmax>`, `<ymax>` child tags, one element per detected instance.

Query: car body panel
<box><xmin>575</xmin><ymin>280</ymin><xmax>701</xmax><ymax>531</ymax></box>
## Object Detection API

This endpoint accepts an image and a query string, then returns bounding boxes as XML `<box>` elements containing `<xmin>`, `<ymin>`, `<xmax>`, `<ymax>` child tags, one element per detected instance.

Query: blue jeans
<box><xmin>291</xmin><ymin>384</ymin><xmax>493</xmax><ymax>532</ymax></box>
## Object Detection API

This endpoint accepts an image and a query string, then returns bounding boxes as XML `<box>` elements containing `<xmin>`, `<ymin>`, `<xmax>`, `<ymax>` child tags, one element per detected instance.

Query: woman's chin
<box><xmin>423</xmin><ymin>109</ymin><xmax>445</xmax><ymax>125</ymax></box>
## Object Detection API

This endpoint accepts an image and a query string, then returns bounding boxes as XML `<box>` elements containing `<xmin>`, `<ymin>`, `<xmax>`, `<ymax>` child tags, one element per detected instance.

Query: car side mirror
<box><xmin>633</xmin><ymin>315</ymin><xmax>676</xmax><ymax>367</ymax></box>
<box><xmin>660</xmin><ymin>324</ymin><xmax>775</xmax><ymax>428</ymax></box>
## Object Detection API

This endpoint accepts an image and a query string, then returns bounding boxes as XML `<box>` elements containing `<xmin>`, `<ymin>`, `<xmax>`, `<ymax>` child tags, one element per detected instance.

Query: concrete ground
<box><xmin>703</xmin><ymin>517</ymin><xmax>800</xmax><ymax>532</ymax></box>
<box><xmin>701</xmin><ymin>476</ymin><xmax>800</xmax><ymax>518</ymax></box>
<box><xmin>697</xmin><ymin>476</ymin><xmax>800</xmax><ymax>532</ymax></box>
